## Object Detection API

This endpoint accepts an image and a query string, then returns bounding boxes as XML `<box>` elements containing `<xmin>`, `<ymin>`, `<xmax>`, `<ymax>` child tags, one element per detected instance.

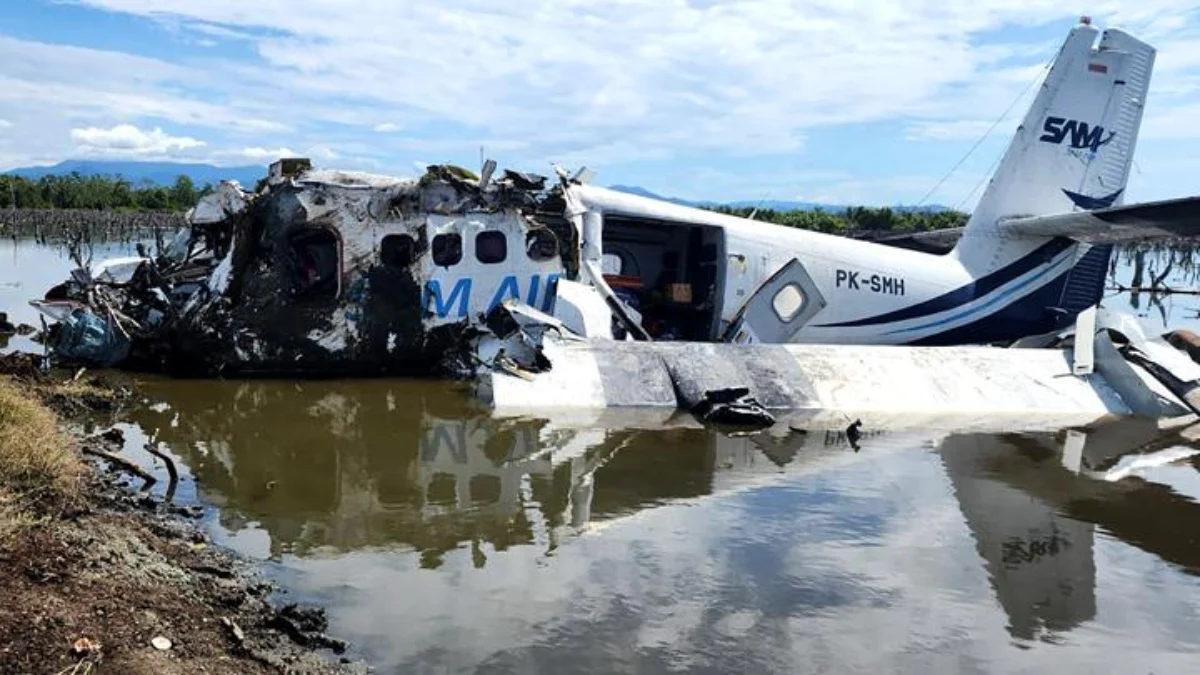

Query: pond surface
<box><xmin>4</xmin><ymin>238</ymin><xmax>1200</xmax><ymax>673</ymax></box>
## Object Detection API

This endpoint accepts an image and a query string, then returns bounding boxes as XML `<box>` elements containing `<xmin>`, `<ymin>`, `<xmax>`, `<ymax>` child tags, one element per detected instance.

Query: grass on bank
<box><xmin>0</xmin><ymin>376</ymin><xmax>82</xmax><ymax>536</ymax></box>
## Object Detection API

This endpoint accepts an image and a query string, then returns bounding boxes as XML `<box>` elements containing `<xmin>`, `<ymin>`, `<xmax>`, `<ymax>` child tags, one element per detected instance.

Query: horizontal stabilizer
<box><xmin>998</xmin><ymin>196</ymin><xmax>1200</xmax><ymax>243</ymax></box>
<box><xmin>870</xmin><ymin>228</ymin><xmax>964</xmax><ymax>253</ymax></box>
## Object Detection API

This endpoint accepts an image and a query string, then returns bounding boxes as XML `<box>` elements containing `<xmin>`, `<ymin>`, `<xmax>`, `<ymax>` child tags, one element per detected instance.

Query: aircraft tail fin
<box><xmin>958</xmin><ymin>20</ymin><xmax>1156</xmax><ymax>258</ymax></box>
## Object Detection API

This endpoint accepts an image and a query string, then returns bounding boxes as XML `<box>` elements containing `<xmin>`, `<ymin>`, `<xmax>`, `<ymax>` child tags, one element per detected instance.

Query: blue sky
<box><xmin>1</xmin><ymin>1</ymin><xmax>1199</xmax><ymax>206</ymax></box>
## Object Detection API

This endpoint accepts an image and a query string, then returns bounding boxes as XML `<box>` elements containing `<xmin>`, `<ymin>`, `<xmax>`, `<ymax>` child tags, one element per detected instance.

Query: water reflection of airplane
<box><xmin>940</xmin><ymin>420</ymin><xmax>1200</xmax><ymax>642</ymax></box>
<box><xmin>126</xmin><ymin>378</ymin><xmax>884</xmax><ymax>565</ymax></box>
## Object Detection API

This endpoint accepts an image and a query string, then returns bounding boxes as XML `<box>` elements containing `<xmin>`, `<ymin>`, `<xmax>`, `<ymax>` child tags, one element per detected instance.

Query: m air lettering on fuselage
<box><xmin>1039</xmin><ymin>116</ymin><xmax>1115</xmax><ymax>151</ymax></box>
<box><xmin>423</xmin><ymin>273</ymin><xmax>561</xmax><ymax>319</ymax></box>
<box><xmin>835</xmin><ymin>269</ymin><xmax>905</xmax><ymax>296</ymax></box>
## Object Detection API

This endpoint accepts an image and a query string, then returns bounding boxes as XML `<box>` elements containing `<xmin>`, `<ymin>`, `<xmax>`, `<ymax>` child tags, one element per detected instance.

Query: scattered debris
<box><xmin>79</xmin><ymin>446</ymin><xmax>156</xmax><ymax>482</ymax></box>
<box><xmin>692</xmin><ymin>388</ymin><xmax>775</xmax><ymax>429</ymax></box>
<box><xmin>97</xmin><ymin>427</ymin><xmax>124</xmax><ymax>445</ymax></box>
<box><xmin>221</xmin><ymin>616</ymin><xmax>246</xmax><ymax>645</ymax></box>
<box><xmin>71</xmin><ymin>637</ymin><xmax>102</xmax><ymax>657</ymax></box>
<box><xmin>144</xmin><ymin>442</ymin><xmax>179</xmax><ymax>503</ymax></box>
<box><xmin>80</xmin><ymin>446</ymin><xmax>155</xmax><ymax>484</ymax></box>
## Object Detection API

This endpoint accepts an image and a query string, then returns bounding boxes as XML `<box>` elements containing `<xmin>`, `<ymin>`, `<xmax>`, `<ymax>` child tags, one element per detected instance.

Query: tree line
<box><xmin>0</xmin><ymin>173</ymin><xmax>211</xmax><ymax>212</ymax></box>
<box><xmin>706</xmin><ymin>205</ymin><xmax>968</xmax><ymax>234</ymax></box>
<box><xmin>0</xmin><ymin>171</ymin><xmax>970</xmax><ymax>234</ymax></box>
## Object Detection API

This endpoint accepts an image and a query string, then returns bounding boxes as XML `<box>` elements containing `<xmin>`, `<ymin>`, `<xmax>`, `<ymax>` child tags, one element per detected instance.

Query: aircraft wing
<box><xmin>998</xmin><ymin>196</ymin><xmax>1200</xmax><ymax>243</ymax></box>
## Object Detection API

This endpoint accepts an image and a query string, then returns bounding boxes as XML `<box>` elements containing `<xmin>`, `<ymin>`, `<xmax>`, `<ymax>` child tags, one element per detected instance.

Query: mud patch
<box><xmin>0</xmin><ymin>499</ymin><xmax>365</xmax><ymax>674</ymax></box>
<box><xmin>0</xmin><ymin>370</ymin><xmax>366</xmax><ymax>674</ymax></box>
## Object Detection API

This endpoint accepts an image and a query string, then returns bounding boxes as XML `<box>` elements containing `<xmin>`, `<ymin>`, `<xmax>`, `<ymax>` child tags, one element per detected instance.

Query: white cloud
<box><xmin>69</xmin><ymin>123</ymin><xmax>205</xmax><ymax>155</ymax></box>
<box><xmin>64</xmin><ymin>0</ymin><xmax>1194</xmax><ymax>155</ymax></box>
<box><xmin>308</xmin><ymin>145</ymin><xmax>339</xmax><ymax>161</ymax></box>
<box><xmin>905</xmin><ymin>119</ymin><xmax>1004</xmax><ymax>141</ymax></box>
<box><xmin>1141</xmin><ymin>101</ymin><xmax>1200</xmax><ymax>140</ymax></box>
<box><xmin>0</xmin><ymin>1</ymin><xmax>1199</xmax><ymax>202</ymax></box>
<box><xmin>232</xmin><ymin>118</ymin><xmax>294</xmax><ymax>134</ymax></box>
<box><xmin>238</xmin><ymin>146</ymin><xmax>297</xmax><ymax>161</ymax></box>
<box><xmin>229</xmin><ymin>145</ymin><xmax>339</xmax><ymax>163</ymax></box>
<box><xmin>0</xmin><ymin>119</ymin><xmax>11</xmax><ymax>129</ymax></box>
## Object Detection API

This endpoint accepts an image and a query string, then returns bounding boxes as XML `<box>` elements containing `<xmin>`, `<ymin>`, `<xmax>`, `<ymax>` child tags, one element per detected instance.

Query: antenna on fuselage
<box><xmin>747</xmin><ymin>192</ymin><xmax>772</xmax><ymax>221</ymax></box>
<box><xmin>572</xmin><ymin>167</ymin><xmax>596</xmax><ymax>184</ymax></box>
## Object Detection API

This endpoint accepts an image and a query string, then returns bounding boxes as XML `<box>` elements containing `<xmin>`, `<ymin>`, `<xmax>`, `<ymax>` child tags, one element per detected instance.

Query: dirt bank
<box><xmin>0</xmin><ymin>354</ymin><xmax>366</xmax><ymax>674</ymax></box>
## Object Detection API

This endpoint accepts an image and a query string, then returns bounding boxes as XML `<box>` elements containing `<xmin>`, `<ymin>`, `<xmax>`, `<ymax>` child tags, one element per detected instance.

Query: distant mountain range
<box><xmin>5</xmin><ymin>160</ymin><xmax>266</xmax><ymax>188</ymax></box>
<box><xmin>3</xmin><ymin>160</ymin><xmax>953</xmax><ymax>212</ymax></box>
<box><xmin>606</xmin><ymin>185</ymin><xmax>953</xmax><ymax>214</ymax></box>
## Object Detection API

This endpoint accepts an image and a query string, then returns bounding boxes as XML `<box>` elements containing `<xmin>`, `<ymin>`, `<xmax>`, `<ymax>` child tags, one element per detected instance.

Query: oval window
<box><xmin>601</xmin><ymin>253</ymin><xmax>623</xmax><ymax>275</ymax></box>
<box><xmin>476</xmin><ymin>231</ymin><xmax>507</xmax><ymax>264</ymax></box>
<box><xmin>381</xmin><ymin>234</ymin><xmax>416</xmax><ymax>268</ymax></box>
<box><xmin>432</xmin><ymin>233</ymin><xmax>462</xmax><ymax>267</ymax></box>
<box><xmin>772</xmin><ymin>284</ymin><xmax>805</xmax><ymax>322</ymax></box>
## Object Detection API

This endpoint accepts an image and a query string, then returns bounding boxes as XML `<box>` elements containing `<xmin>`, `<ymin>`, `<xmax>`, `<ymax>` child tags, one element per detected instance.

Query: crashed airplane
<box><xmin>30</xmin><ymin>17</ymin><xmax>1200</xmax><ymax>429</ymax></box>
<box><xmin>34</xmin><ymin>160</ymin><xmax>575</xmax><ymax>376</ymax></box>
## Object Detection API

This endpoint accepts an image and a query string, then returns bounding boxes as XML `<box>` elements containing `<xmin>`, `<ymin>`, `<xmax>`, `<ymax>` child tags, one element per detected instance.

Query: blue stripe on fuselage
<box><xmin>909</xmin><ymin>268</ymin><xmax>1075</xmax><ymax>346</ymax></box>
<box><xmin>884</xmin><ymin>250</ymin><xmax>1075</xmax><ymax>336</ymax></box>
<box><xmin>814</xmin><ymin>238</ymin><xmax>1075</xmax><ymax>329</ymax></box>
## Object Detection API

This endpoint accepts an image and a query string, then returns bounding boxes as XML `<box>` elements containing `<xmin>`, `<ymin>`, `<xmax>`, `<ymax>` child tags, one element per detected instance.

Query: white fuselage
<box><xmin>568</xmin><ymin>185</ymin><xmax>1086</xmax><ymax>346</ymax></box>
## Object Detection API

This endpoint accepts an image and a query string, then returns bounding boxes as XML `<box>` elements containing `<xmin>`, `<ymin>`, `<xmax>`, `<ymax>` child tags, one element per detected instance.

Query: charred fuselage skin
<box><xmin>39</xmin><ymin>164</ymin><xmax>574</xmax><ymax>377</ymax></box>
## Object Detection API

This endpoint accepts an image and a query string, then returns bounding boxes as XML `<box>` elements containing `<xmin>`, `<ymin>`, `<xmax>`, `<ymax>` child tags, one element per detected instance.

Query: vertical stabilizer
<box><xmin>956</xmin><ymin>20</ymin><xmax>1156</xmax><ymax>270</ymax></box>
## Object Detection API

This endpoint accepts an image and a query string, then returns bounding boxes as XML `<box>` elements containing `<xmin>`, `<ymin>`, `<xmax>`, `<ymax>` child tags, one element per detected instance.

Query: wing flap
<box><xmin>999</xmin><ymin>196</ymin><xmax>1200</xmax><ymax>243</ymax></box>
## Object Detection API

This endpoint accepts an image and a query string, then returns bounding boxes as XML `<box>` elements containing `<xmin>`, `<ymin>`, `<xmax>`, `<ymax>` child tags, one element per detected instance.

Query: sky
<box><xmin>1</xmin><ymin>1</ymin><xmax>1200</xmax><ymax>206</ymax></box>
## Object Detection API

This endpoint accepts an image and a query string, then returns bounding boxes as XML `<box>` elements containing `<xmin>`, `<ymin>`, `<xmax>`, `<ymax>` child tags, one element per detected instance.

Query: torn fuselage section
<box><xmin>32</xmin><ymin>161</ymin><xmax>575</xmax><ymax>376</ymax></box>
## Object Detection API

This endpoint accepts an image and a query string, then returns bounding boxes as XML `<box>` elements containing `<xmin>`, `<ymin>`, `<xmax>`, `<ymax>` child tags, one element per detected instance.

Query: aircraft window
<box><xmin>525</xmin><ymin>229</ymin><xmax>558</xmax><ymax>262</ymax></box>
<box><xmin>288</xmin><ymin>228</ymin><xmax>340</xmax><ymax>300</ymax></box>
<box><xmin>772</xmin><ymin>284</ymin><xmax>806</xmax><ymax>322</ymax></box>
<box><xmin>601</xmin><ymin>253</ymin><xmax>623</xmax><ymax>275</ymax></box>
<box><xmin>476</xmin><ymin>231</ymin><xmax>507</xmax><ymax>264</ymax></box>
<box><xmin>381</xmin><ymin>234</ymin><xmax>416</xmax><ymax>268</ymax></box>
<box><xmin>432</xmin><ymin>233</ymin><xmax>462</xmax><ymax>267</ymax></box>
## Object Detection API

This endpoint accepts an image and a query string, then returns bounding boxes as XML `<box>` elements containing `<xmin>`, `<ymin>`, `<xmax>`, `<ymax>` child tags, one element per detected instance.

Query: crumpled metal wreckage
<box><xmin>32</xmin><ymin>159</ymin><xmax>578</xmax><ymax>379</ymax></box>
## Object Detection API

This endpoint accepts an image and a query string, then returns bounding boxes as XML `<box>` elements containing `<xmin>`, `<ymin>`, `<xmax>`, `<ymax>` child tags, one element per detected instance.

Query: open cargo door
<box><xmin>721</xmin><ymin>258</ymin><xmax>826</xmax><ymax>344</ymax></box>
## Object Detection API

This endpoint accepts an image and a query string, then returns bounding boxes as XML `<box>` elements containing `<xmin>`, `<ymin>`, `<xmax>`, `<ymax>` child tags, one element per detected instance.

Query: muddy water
<box><xmin>119</xmin><ymin>384</ymin><xmax>1200</xmax><ymax>673</ymax></box>
<box><xmin>5</xmin><ymin>239</ymin><xmax>1200</xmax><ymax>673</ymax></box>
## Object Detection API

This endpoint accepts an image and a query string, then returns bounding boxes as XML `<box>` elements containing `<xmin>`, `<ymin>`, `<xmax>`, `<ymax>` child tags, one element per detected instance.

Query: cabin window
<box><xmin>381</xmin><ymin>234</ymin><xmax>416</xmax><ymax>268</ymax></box>
<box><xmin>288</xmin><ymin>229</ymin><xmax>340</xmax><ymax>300</ymax></box>
<box><xmin>772</xmin><ymin>284</ymin><xmax>806</xmax><ymax>322</ymax></box>
<box><xmin>476</xmin><ymin>231</ymin><xmax>507</xmax><ymax>264</ymax></box>
<box><xmin>525</xmin><ymin>229</ymin><xmax>558</xmax><ymax>262</ymax></box>
<box><xmin>432</xmin><ymin>233</ymin><xmax>462</xmax><ymax>267</ymax></box>
<box><xmin>601</xmin><ymin>253</ymin><xmax>623</xmax><ymax>275</ymax></box>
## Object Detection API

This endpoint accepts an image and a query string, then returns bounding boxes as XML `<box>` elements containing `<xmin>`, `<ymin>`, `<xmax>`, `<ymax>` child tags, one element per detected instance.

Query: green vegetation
<box><xmin>0</xmin><ymin>171</ymin><xmax>970</xmax><ymax>234</ymax></box>
<box><xmin>0</xmin><ymin>173</ymin><xmax>211</xmax><ymax>212</ymax></box>
<box><xmin>707</xmin><ymin>205</ymin><xmax>968</xmax><ymax>234</ymax></box>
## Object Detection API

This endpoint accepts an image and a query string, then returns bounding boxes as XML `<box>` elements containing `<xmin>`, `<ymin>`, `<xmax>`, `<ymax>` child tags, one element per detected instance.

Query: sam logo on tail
<box><xmin>1039</xmin><ymin>116</ymin><xmax>1115</xmax><ymax>151</ymax></box>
